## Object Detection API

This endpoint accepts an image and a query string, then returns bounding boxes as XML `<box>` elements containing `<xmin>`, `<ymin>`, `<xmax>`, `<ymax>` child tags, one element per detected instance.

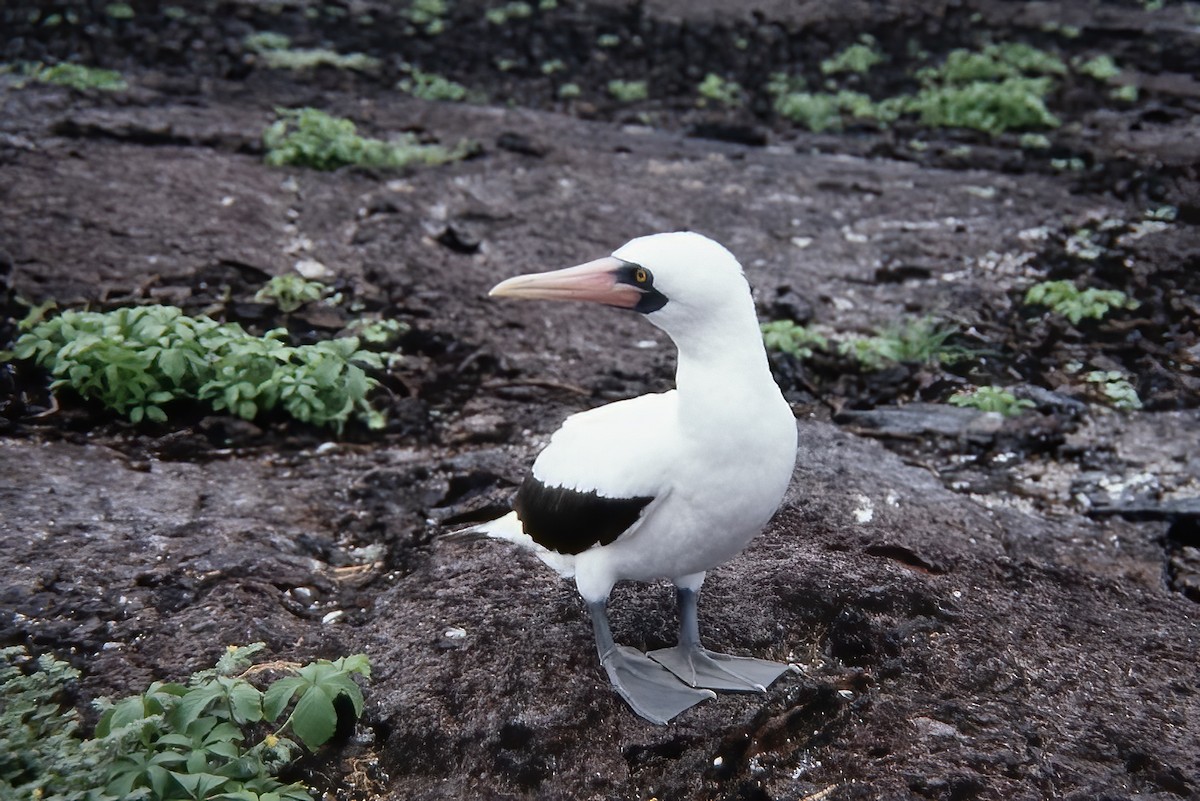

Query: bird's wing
<box><xmin>516</xmin><ymin>391</ymin><xmax>678</xmax><ymax>555</ymax></box>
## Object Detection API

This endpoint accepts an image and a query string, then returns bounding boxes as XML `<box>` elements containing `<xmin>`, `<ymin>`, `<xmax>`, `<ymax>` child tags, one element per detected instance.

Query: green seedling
<box><xmin>697</xmin><ymin>73</ymin><xmax>743</xmax><ymax>107</ymax></box>
<box><xmin>949</xmin><ymin>385</ymin><xmax>1035</xmax><ymax>416</ymax></box>
<box><xmin>263</xmin><ymin>108</ymin><xmax>472</xmax><ymax>171</ymax></box>
<box><xmin>105</xmin><ymin>2</ymin><xmax>134</xmax><ymax>19</ymax></box>
<box><xmin>1075</xmin><ymin>54</ymin><xmax>1121</xmax><ymax>81</ymax></box>
<box><xmin>540</xmin><ymin>59</ymin><xmax>566</xmax><ymax>75</ymax></box>
<box><xmin>821</xmin><ymin>37</ymin><xmax>884</xmax><ymax>75</ymax></box>
<box><xmin>12</xmin><ymin>304</ymin><xmax>388</xmax><ymax>432</ymax></box>
<box><xmin>398</xmin><ymin>67</ymin><xmax>470</xmax><ymax>101</ymax></box>
<box><xmin>1025</xmin><ymin>280</ymin><xmax>1138</xmax><ymax>325</ymax></box>
<box><xmin>407</xmin><ymin>0</ymin><xmax>450</xmax><ymax>34</ymax></box>
<box><xmin>254</xmin><ymin>274</ymin><xmax>332</xmax><ymax>313</ymax></box>
<box><xmin>1085</xmin><ymin>370</ymin><xmax>1142</xmax><ymax>410</ymax></box>
<box><xmin>27</xmin><ymin>61</ymin><xmax>128</xmax><ymax>91</ymax></box>
<box><xmin>243</xmin><ymin>32</ymin><xmax>380</xmax><ymax>72</ymax></box>
<box><xmin>840</xmin><ymin>317</ymin><xmax>970</xmax><ymax>370</ymax></box>
<box><xmin>558</xmin><ymin>82</ymin><xmax>581</xmax><ymax>99</ymax></box>
<box><xmin>607</xmin><ymin>79</ymin><xmax>649</xmax><ymax>102</ymax></box>
<box><xmin>485</xmin><ymin>1</ymin><xmax>532</xmax><ymax>24</ymax></box>
<box><xmin>597</xmin><ymin>33</ymin><xmax>621</xmax><ymax>47</ymax></box>
<box><xmin>345</xmin><ymin>317</ymin><xmax>410</xmax><ymax>348</ymax></box>
<box><xmin>761</xmin><ymin>320</ymin><xmax>829</xmax><ymax>359</ymax></box>
<box><xmin>0</xmin><ymin>644</ymin><xmax>370</xmax><ymax>801</ymax></box>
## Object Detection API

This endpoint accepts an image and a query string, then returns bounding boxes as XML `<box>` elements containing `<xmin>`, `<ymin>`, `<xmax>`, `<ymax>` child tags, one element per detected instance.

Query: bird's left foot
<box><xmin>648</xmin><ymin>645</ymin><xmax>797</xmax><ymax>692</ymax></box>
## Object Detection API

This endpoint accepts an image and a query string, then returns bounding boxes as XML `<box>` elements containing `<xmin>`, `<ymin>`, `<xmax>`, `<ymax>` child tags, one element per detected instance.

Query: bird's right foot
<box><xmin>600</xmin><ymin>645</ymin><xmax>715</xmax><ymax>724</ymax></box>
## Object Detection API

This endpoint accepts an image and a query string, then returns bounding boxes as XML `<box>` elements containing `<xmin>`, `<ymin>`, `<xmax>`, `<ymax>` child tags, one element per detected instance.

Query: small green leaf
<box><xmin>289</xmin><ymin>685</ymin><xmax>337</xmax><ymax>749</ymax></box>
<box><xmin>263</xmin><ymin>677</ymin><xmax>306</xmax><ymax>722</ymax></box>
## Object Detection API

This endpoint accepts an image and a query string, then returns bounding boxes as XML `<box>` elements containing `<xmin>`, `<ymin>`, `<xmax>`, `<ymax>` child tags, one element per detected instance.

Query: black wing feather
<box><xmin>513</xmin><ymin>475</ymin><xmax>653</xmax><ymax>556</ymax></box>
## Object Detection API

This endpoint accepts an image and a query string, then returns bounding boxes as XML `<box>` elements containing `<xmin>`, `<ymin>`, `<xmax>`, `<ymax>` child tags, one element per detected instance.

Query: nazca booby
<box><xmin>477</xmin><ymin>232</ymin><xmax>798</xmax><ymax>724</ymax></box>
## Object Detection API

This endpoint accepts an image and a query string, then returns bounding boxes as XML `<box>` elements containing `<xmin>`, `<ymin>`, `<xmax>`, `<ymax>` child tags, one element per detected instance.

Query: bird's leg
<box><xmin>648</xmin><ymin>586</ymin><xmax>797</xmax><ymax>692</ymax></box>
<box><xmin>586</xmin><ymin>599</ymin><xmax>714</xmax><ymax>725</ymax></box>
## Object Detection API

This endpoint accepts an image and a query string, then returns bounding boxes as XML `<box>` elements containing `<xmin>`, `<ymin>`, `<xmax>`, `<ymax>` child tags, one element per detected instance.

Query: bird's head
<box><xmin>489</xmin><ymin>232</ymin><xmax>751</xmax><ymax>333</ymax></box>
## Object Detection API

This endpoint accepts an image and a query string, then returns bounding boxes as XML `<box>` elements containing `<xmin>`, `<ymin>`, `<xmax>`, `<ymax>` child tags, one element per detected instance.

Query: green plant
<box><xmin>28</xmin><ymin>62</ymin><xmax>127</xmax><ymax>91</ymax></box>
<box><xmin>821</xmin><ymin>38</ymin><xmax>884</xmax><ymax>75</ymax></box>
<box><xmin>607</xmin><ymin>79</ymin><xmax>649</xmax><ymax>102</ymax></box>
<box><xmin>345</xmin><ymin>317</ymin><xmax>410</xmax><ymax>348</ymax></box>
<box><xmin>761</xmin><ymin>320</ymin><xmax>829</xmax><ymax>359</ymax></box>
<box><xmin>901</xmin><ymin>76</ymin><xmax>1060</xmax><ymax>134</ymax></box>
<box><xmin>243</xmin><ymin>33</ymin><xmax>380</xmax><ymax>72</ymax></box>
<box><xmin>398</xmin><ymin>67</ymin><xmax>470</xmax><ymax>101</ymax></box>
<box><xmin>1085</xmin><ymin>370</ymin><xmax>1142</xmax><ymax>410</ymax></box>
<box><xmin>697</xmin><ymin>73</ymin><xmax>743</xmax><ymax>107</ymax></box>
<box><xmin>1</xmin><ymin>647</ymin><xmax>105</xmax><ymax>799</ymax></box>
<box><xmin>540</xmin><ymin>59</ymin><xmax>566</xmax><ymax>75</ymax></box>
<box><xmin>918</xmin><ymin>43</ymin><xmax>1066</xmax><ymax>84</ymax></box>
<box><xmin>406</xmin><ymin>0</ymin><xmax>450</xmax><ymax>34</ymax></box>
<box><xmin>1075</xmin><ymin>54</ymin><xmax>1120</xmax><ymax>81</ymax></box>
<box><xmin>0</xmin><ymin>644</ymin><xmax>371</xmax><ymax>801</ymax></box>
<box><xmin>949</xmin><ymin>385</ymin><xmax>1035</xmax><ymax>416</ymax></box>
<box><xmin>105</xmin><ymin>2</ymin><xmax>134</xmax><ymax>19</ymax></box>
<box><xmin>12</xmin><ymin>304</ymin><xmax>388</xmax><ymax>431</ymax></box>
<box><xmin>254</xmin><ymin>275</ymin><xmax>332</xmax><ymax>313</ymax></box>
<box><xmin>485</xmin><ymin>1</ymin><xmax>532</xmax><ymax>24</ymax></box>
<box><xmin>1025</xmin><ymin>280</ymin><xmax>1138</xmax><ymax>325</ymax></box>
<box><xmin>769</xmin><ymin>85</ymin><xmax>892</xmax><ymax>132</ymax></box>
<box><xmin>558</xmin><ymin>82</ymin><xmax>581</xmax><ymax>99</ymax></box>
<box><xmin>596</xmin><ymin>33</ymin><xmax>621</xmax><ymax>47</ymax></box>
<box><xmin>263</xmin><ymin>108</ymin><xmax>472</xmax><ymax>171</ymax></box>
<box><xmin>840</xmin><ymin>317</ymin><xmax>970</xmax><ymax>370</ymax></box>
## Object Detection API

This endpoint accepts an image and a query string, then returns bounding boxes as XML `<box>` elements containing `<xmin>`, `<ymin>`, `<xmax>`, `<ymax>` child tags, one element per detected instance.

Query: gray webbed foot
<box><xmin>600</xmin><ymin>644</ymin><xmax>716</xmax><ymax>725</ymax></box>
<box><xmin>648</xmin><ymin>644</ymin><xmax>797</xmax><ymax>692</ymax></box>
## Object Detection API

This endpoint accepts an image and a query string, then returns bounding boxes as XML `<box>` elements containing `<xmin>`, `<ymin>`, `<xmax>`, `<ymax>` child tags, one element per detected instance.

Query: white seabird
<box><xmin>476</xmin><ymin>231</ymin><xmax>798</xmax><ymax>724</ymax></box>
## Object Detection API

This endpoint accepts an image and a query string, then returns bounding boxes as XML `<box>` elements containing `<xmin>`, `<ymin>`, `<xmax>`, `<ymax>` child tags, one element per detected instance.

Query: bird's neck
<box><xmin>669</xmin><ymin>307</ymin><xmax>779</xmax><ymax>420</ymax></box>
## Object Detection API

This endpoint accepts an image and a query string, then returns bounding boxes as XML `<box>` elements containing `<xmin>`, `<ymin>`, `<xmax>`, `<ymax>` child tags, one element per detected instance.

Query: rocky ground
<box><xmin>2</xmin><ymin>1</ymin><xmax>1199</xmax><ymax>799</ymax></box>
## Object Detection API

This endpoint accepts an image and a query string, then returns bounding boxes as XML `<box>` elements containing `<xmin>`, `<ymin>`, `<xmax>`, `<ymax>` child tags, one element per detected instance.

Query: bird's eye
<box><xmin>634</xmin><ymin>267</ymin><xmax>650</xmax><ymax>284</ymax></box>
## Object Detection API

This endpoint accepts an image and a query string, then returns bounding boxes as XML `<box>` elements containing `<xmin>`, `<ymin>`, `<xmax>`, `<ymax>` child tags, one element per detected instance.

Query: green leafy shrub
<box><xmin>398</xmin><ymin>67</ymin><xmax>471</xmax><ymax>101</ymax></box>
<box><xmin>1085</xmin><ymin>370</ymin><xmax>1142</xmax><ymax>410</ymax></box>
<box><xmin>406</xmin><ymin>0</ymin><xmax>450</xmax><ymax>34</ymax></box>
<box><xmin>772</xmin><ymin>41</ymin><xmax>1064</xmax><ymax>135</ymax></box>
<box><xmin>821</xmin><ymin>38</ymin><xmax>884</xmax><ymax>75</ymax></box>
<box><xmin>11</xmin><ymin>304</ymin><xmax>388</xmax><ymax>431</ymax></box>
<box><xmin>104</xmin><ymin>2</ymin><xmax>134</xmax><ymax>19</ymax></box>
<box><xmin>1025</xmin><ymin>280</ymin><xmax>1138</xmax><ymax>324</ymax></box>
<box><xmin>1</xmin><ymin>647</ymin><xmax>105</xmax><ymax>799</ymax></box>
<box><xmin>1</xmin><ymin>644</ymin><xmax>370</xmax><ymax>801</ymax></box>
<box><xmin>761</xmin><ymin>320</ymin><xmax>829</xmax><ymax>359</ymax></box>
<box><xmin>263</xmin><ymin>108</ymin><xmax>472</xmax><ymax>171</ymax></box>
<box><xmin>697</xmin><ymin>73</ymin><xmax>743</xmax><ymax>107</ymax></box>
<box><xmin>485</xmin><ymin>1</ymin><xmax>532</xmax><ymax>24</ymax></box>
<box><xmin>243</xmin><ymin>32</ymin><xmax>380</xmax><ymax>71</ymax></box>
<box><xmin>840</xmin><ymin>317</ymin><xmax>970</xmax><ymax>370</ymax></box>
<box><xmin>1075</xmin><ymin>54</ymin><xmax>1121</xmax><ymax>81</ymax></box>
<box><xmin>769</xmin><ymin>82</ymin><xmax>893</xmax><ymax>132</ymax></box>
<box><xmin>918</xmin><ymin>43</ymin><xmax>1066</xmax><ymax>84</ymax></box>
<box><xmin>901</xmin><ymin>76</ymin><xmax>1060</xmax><ymax>135</ymax></box>
<box><xmin>949</xmin><ymin>385</ymin><xmax>1035</xmax><ymax>416</ymax></box>
<box><xmin>607</xmin><ymin>79</ymin><xmax>649</xmax><ymax>102</ymax></box>
<box><xmin>254</xmin><ymin>275</ymin><xmax>332</xmax><ymax>313</ymax></box>
<box><xmin>28</xmin><ymin>62</ymin><xmax>127</xmax><ymax>91</ymax></box>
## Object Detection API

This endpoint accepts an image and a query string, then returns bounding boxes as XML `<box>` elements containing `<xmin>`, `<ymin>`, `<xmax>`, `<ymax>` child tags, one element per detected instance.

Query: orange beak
<box><xmin>488</xmin><ymin>257</ymin><xmax>642</xmax><ymax>309</ymax></box>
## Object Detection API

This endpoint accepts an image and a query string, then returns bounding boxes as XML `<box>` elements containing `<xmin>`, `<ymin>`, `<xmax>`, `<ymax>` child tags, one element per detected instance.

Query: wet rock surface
<box><xmin>2</xmin><ymin>1</ymin><xmax>1199</xmax><ymax>799</ymax></box>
